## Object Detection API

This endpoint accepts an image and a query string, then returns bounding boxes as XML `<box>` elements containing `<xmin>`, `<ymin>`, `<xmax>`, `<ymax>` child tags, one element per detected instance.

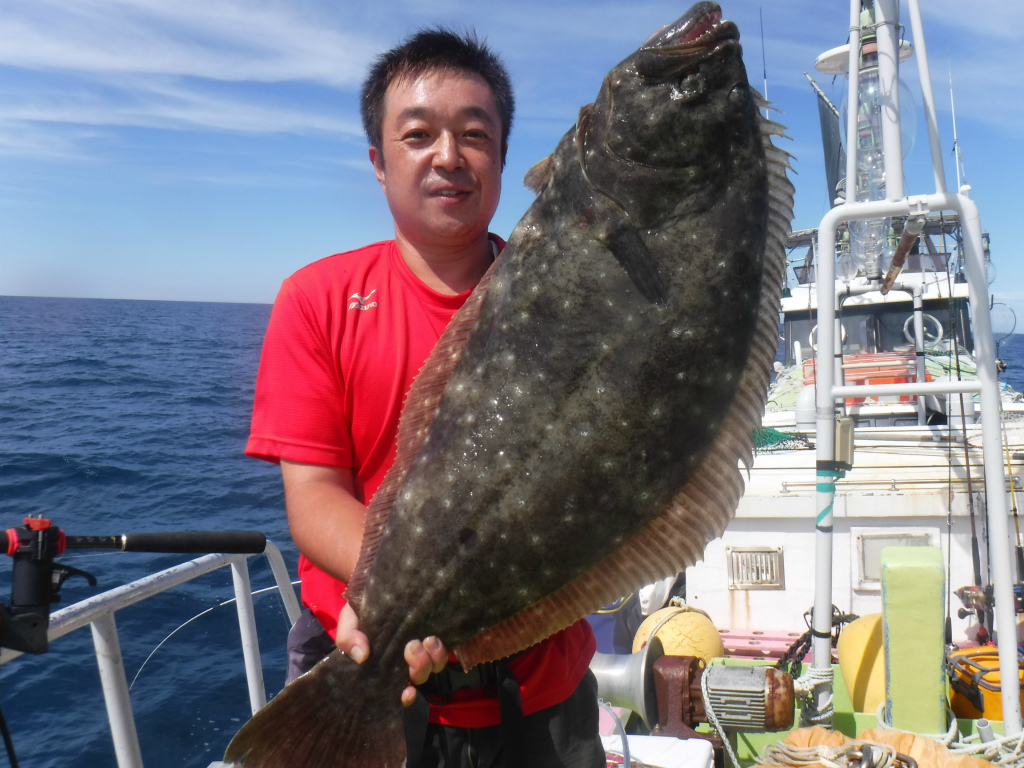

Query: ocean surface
<box><xmin>0</xmin><ymin>295</ymin><xmax>1022</xmax><ymax>767</ymax></box>
<box><xmin>0</xmin><ymin>296</ymin><xmax>293</xmax><ymax>768</ymax></box>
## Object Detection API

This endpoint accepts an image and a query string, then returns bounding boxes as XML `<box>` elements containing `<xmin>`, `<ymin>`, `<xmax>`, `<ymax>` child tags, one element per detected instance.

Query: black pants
<box><xmin>284</xmin><ymin>608</ymin><xmax>336</xmax><ymax>684</ymax></box>
<box><xmin>413</xmin><ymin>671</ymin><xmax>604</xmax><ymax>768</ymax></box>
<box><xmin>286</xmin><ymin>610</ymin><xmax>605</xmax><ymax>768</ymax></box>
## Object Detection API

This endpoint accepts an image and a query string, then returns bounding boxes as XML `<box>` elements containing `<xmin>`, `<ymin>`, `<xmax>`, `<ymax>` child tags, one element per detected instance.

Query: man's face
<box><xmin>370</xmin><ymin>69</ymin><xmax>503</xmax><ymax>255</ymax></box>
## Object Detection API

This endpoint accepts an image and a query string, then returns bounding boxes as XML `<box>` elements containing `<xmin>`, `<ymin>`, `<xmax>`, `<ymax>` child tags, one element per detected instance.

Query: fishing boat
<box><xmin>676</xmin><ymin>0</ymin><xmax>1024</xmax><ymax>755</ymax></box>
<box><xmin>686</xmin><ymin>218</ymin><xmax>1024</xmax><ymax>649</ymax></box>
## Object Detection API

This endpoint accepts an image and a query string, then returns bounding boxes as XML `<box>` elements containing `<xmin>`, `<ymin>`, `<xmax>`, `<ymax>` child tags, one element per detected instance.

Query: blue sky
<box><xmin>2</xmin><ymin>0</ymin><xmax>1022</xmax><ymax>330</ymax></box>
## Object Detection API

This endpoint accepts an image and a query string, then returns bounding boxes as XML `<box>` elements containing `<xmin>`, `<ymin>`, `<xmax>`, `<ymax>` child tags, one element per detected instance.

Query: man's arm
<box><xmin>281</xmin><ymin>460</ymin><xmax>365</xmax><ymax>583</ymax></box>
<box><xmin>280</xmin><ymin>460</ymin><xmax>447</xmax><ymax>703</ymax></box>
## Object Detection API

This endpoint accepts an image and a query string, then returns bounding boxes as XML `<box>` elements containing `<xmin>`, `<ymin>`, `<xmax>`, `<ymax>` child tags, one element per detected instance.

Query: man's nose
<box><xmin>433</xmin><ymin>132</ymin><xmax>464</xmax><ymax>171</ymax></box>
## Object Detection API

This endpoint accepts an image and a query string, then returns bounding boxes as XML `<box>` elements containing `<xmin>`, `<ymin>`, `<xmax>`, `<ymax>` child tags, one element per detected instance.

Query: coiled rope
<box><xmin>757</xmin><ymin>740</ymin><xmax>905</xmax><ymax>768</ymax></box>
<box><xmin>795</xmin><ymin>667</ymin><xmax>836</xmax><ymax>726</ymax></box>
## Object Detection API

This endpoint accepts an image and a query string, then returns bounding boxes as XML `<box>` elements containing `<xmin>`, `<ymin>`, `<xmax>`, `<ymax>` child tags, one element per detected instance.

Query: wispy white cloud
<box><xmin>0</xmin><ymin>0</ymin><xmax>382</xmax><ymax>158</ymax></box>
<box><xmin>0</xmin><ymin>0</ymin><xmax>379</xmax><ymax>85</ymax></box>
<box><xmin>0</xmin><ymin>78</ymin><xmax>361</xmax><ymax>136</ymax></box>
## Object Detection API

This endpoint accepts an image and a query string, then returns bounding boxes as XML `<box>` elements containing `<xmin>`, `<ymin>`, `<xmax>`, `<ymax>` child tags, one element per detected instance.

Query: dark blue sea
<box><xmin>0</xmin><ymin>296</ymin><xmax>295</xmax><ymax>767</ymax></box>
<box><xmin>1</xmin><ymin>296</ymin><xmax>1023</xmax><ymax>768</ymax></box>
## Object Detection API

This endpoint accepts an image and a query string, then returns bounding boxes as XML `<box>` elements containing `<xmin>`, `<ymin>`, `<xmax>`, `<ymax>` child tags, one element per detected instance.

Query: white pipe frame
<box><xmin>0</xmin><ymin>541</ymin><xmax>301</xmax><ymax>768</ymax></box>
<box><xmin>810</xmin><ymin>0</ymin><xmax>1022</xmax><ymax>734</ymax></box>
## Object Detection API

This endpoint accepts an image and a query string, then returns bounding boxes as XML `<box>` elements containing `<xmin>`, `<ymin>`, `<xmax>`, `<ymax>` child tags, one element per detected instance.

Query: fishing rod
<box><xmin>1002</xmin><ymin>412</ymin><xmax>1024</xmax><ymax>579</ymax></box>
<box><xmin>940</xmin><ymin>219</ymin><xmax>991</xmax><ymax>644</ymax></box>
<box><xmin>1</xmin><ymin>515</ymin><xmax>267</xmax><ymax>656</ymax></box>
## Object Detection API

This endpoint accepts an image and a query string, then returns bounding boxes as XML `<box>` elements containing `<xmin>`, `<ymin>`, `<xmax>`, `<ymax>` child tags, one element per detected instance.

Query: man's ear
<box><xmin>369</xmin><ymin>146</ymin><xmax>386</xmax><ymax>190</ymax></box>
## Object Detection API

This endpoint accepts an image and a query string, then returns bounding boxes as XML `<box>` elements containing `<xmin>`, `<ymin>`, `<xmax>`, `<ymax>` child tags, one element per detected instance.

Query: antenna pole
<box><xmin>949</xmin><ymin>60</ymin><xmax>965</xmax><ymax>189</ymax></box>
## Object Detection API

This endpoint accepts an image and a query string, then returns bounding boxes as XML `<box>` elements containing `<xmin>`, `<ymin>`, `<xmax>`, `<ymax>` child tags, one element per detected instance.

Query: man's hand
<box><xmin>335</xmin><ymin>602</ymin><xmax>448</xmax><ymax>706</ymax></box>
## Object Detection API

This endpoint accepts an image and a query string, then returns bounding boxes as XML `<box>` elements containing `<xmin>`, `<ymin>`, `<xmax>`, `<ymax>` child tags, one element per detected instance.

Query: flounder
<box><xmin>226</xmin><ymin>2</ymin><xmax>794</xmax><ymax>765</ymax></box>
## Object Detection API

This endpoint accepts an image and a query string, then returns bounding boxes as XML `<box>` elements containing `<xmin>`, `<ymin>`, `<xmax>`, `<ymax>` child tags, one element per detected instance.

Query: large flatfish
<box><xmin>226</xmin><ymin>2</ymin><xmax>793</xmax><ymax>765</ymax></box>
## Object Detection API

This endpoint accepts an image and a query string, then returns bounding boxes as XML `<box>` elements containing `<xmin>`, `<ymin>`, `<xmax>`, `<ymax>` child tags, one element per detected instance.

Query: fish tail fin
<box><xmin>224</xmin><ymin>652</ymin><xmax>406</xmax><ymax>768</ymax></box>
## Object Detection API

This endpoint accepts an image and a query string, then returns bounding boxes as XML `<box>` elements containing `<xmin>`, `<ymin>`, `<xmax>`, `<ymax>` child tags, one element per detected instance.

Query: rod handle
<box><xmin>66</xmin><ymin>531</ymin><xmax>267</xmax><ymax>554</ymax></box>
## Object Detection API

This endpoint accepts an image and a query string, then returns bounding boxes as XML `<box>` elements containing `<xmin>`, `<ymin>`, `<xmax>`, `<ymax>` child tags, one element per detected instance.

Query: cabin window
<box><xmin>783</xmin><ymin>299</ymin><xmax>972</xmax><ymax>365</ymax></box>
<box><xmin>854</xmin><ymin>528</ymin><xmax>938</xmax><ymax>590</ymax></box>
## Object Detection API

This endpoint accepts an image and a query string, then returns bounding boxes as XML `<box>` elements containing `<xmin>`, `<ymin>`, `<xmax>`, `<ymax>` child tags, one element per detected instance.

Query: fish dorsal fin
<box><xmin>454</xmin><ymin>130</ymin><xmax>795</xmax><ymax>669</ymax></box>
<box><xmin>346</xmin><ymin>262</ymin><xmax>498</xmax><ymax>611</ymax></box>
<box><xmin>523</xmin><ymin>155</ymin><xmax>554</xmax><ymax>193</ymax></box>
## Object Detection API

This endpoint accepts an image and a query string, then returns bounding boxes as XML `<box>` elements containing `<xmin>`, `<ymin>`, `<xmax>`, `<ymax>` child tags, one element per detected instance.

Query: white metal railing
<box><xmin>807</xmin><ymin>0</ymin><xmax>1022</xmax><ymax>733</ymax></box>
<box><xmin>0</xmin><ymin>540</ymin><xmax>301</xmax><ymax>768</ymax></box>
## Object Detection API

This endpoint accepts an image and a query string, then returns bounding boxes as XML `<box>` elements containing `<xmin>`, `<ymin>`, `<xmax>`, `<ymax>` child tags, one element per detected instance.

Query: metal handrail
<box><xmin>805</xmin><ymin>0</ymin><xmax>1022</xmax><ymax>734</ymax></box>
<box><xmin>1</xmin><ymin>540</ymin><xmax>301</xmax><ymax>768</ymax></box>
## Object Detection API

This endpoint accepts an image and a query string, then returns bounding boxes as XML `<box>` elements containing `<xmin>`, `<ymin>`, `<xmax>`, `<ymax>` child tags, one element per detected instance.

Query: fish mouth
<box><xmin>636</xmin><ymin>2</ymin><xmax>739</xmax><ymax>79</ymax></box>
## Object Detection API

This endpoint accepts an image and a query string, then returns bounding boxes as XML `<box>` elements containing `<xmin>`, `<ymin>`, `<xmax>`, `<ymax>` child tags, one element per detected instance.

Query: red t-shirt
<box><xmin>246</xmin><ymin>238</ymin><xmax>594</xmax><ymax>727</ymax></box>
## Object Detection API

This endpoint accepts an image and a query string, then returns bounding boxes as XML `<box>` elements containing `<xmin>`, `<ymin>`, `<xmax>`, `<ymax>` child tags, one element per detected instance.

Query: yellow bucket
<box><xmin>947</xmin><ymin>647</ymin><xmax>1024</xmax><ymax>720</ymax></box>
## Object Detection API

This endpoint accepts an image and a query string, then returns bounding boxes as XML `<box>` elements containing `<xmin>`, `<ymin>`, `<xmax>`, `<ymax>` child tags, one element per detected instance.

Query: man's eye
<box><xmin>403</xmin><ymin>130</ymin><xmax>429</xmax><ymax>141</ymax></box>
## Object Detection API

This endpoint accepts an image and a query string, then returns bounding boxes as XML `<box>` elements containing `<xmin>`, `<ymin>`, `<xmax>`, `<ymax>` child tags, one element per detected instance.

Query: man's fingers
<box><xmin>405</xmin><ymin>636</ymin><xmax>448</xmax><ymax>686</ymax></box>
<box><xmin>423</xmin><ymin>636</ymin><xmax>448</xmax><ymax>673</ymax></box>
<box><xmin>401</xmin><ymin>684</ymin><xmax>418</xmax><ymax>708</ymax></box>
<box><xmin>335</xmin><ymin>604</ymin><xmax>369</xmax><ymax>664</ymax></box>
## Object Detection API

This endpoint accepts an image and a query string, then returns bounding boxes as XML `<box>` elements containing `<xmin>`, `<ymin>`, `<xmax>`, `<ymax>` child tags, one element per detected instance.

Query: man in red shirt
<box><xmin>247</xmin><ymin>28</ymin><xmax>601</xmax><ymax>767</ymax></box>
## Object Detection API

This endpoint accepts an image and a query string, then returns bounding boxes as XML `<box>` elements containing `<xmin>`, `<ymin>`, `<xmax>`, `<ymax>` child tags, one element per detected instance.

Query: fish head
<box><xmin>580</xmin><ymin>2</ymin><xmax>762</xmax><ymax>227</ymax></box>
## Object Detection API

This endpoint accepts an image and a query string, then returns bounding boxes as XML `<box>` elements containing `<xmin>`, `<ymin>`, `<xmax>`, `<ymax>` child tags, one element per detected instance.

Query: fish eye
<box><xmin>728</xmin><ymin>85</ymin><xmax>749</xmax><ymax>108</ymax></box>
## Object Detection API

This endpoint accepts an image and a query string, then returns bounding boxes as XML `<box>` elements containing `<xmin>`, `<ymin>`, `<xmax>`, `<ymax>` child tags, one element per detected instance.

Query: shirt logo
<box><xmin>349</xmin><ymin>290</ymin><xmax>378</xmax><ymax>311</ymax></box>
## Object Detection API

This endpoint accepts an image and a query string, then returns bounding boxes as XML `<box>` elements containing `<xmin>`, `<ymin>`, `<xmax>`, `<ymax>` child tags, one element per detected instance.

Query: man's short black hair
<box><xmin>360</xmin><ymin>28</ymin><xmax>515</xmax><ymax>167</ymax></box>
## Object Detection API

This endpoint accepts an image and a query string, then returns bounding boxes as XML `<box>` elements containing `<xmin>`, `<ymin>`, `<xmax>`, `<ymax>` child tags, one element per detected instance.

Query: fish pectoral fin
<box><xmin>602</xmin><ymin>222</ymin><xmax>668</xmax><ymax>305</ymax></box>
<box><xmin>523</xmin><ymin>155</ymin><xmax>554</xmax><ymax>193</ymax></box>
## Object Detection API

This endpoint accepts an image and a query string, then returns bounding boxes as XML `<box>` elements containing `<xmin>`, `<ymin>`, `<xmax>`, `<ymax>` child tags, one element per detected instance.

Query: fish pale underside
<box><xmin>226</xmin><ymin>2</ymin><xmax>794</xmax><ymax>765</ymax></box>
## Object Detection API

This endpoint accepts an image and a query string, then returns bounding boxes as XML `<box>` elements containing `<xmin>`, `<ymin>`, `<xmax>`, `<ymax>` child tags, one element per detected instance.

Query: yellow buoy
<box><xmin>836</xmin><ymin>613</ymin><xmax>885</xmax><ymax>713</ymax></box>
<box><xmin>632</xmin><ymin>607</ymin><xmax>725</xmax><ymax>662</ymax></box>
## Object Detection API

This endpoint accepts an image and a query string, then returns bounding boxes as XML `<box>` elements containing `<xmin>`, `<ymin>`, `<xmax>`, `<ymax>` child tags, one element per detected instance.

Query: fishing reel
<box><xmin>1</xmin><ymin>515</ymin><xmax>267</xmax><ymax>655</ymax></box>
<box><xmin>955</xmin><ymin>584</ymin><xmax>1024</xmax><ymax>619</ymax></box>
